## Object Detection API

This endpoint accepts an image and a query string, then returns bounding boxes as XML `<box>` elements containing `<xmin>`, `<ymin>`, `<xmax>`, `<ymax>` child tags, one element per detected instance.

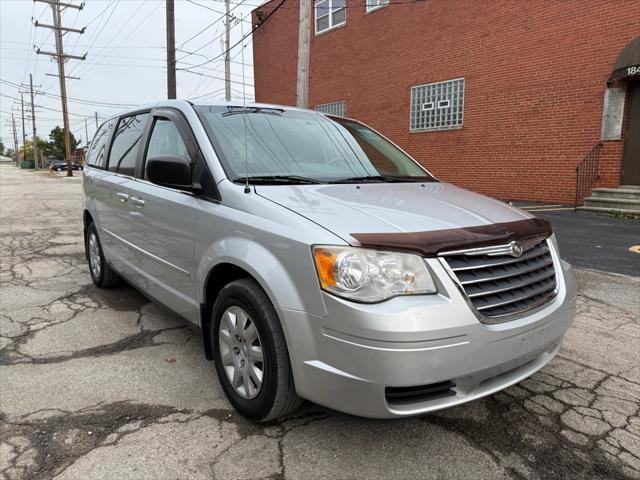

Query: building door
<box><xmin>621</xmin><ymin>82</ymin><xmax>640</xmax><ymax>185</ymax></box>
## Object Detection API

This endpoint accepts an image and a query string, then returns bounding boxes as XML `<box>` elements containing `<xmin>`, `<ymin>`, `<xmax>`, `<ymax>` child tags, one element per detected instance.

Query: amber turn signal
<box><xmin>313</xmin><ymin>247</ymin><xmax>337</xmax><ymax>288</ymax></box>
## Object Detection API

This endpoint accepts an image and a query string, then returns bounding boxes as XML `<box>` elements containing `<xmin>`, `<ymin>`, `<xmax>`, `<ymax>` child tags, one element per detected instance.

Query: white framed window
<box><xmin>315</xmin><ymin>100</ymin><xmax>347</xmax><ymax>116</ymax></box>
<box><xmin>410</xmin><ymin>78</ymin><xmax>465</xmax><ymax>132</ymax></box>
<box><xmin>315</xmin><ymin>0</ymin><xmax>346</xmax><ymax>35</ymax></box>
<box><xmin>365</xmin><ymin>0</ymin><xmax>389</xmax><ymax>13</ymax></box>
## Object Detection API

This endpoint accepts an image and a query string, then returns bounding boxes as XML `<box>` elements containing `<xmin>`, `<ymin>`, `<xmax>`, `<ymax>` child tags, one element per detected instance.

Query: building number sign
<box><xmin>628</xmin><ymin>65</ymin><xmax>639</xmax><ymax>76</ymax></box>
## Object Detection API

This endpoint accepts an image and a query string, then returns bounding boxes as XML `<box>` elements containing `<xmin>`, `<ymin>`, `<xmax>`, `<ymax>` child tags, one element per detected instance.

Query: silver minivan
<box><xmin>83</xmin><ymin>101</ymin><xmax>576</xmax><ymax>421</ymax></box>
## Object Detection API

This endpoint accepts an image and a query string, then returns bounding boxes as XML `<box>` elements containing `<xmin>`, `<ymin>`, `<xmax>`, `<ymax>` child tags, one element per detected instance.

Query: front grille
<box><xmin>441</xmin><ymin>238</ymin><xmax>557</xmax><ymax>321</ymax></box>
<box><xmin>385</xmin><ymin>381</ymin><xmax>456</xmax><ymax>406</ymax></box>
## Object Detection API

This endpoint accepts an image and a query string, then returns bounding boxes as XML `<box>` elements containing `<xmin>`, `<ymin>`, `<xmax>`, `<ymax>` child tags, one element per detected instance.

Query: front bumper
<box><xmin>279</xmin><ymin>254</ymin><xmax>577</xmax><ymax>419</ymax></box>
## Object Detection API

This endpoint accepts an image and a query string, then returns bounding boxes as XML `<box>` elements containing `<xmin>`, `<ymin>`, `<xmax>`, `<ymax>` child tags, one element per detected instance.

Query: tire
<box><xmin>211</xmin><ymin>278</ymin><xmax>302</xmax><ymax>422</ymax></box>
<box><xmin>85</xmin><ymin>222</ymin><xmax>120</xmax><ymax>288</ymax></box>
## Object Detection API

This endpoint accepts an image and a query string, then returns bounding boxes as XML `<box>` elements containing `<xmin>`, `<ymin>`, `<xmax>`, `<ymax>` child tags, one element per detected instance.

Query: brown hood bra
<box><xmin>351</xmin><ymin>217</ymin><xmax>552</xmax><ymax>257</ymax></box>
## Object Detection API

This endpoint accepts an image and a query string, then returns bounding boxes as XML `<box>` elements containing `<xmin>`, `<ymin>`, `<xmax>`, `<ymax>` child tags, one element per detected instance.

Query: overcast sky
<box><xmin>0</xmin><ymin>0</ymin><xmax>261</xmax><ymax>148</ymax></box>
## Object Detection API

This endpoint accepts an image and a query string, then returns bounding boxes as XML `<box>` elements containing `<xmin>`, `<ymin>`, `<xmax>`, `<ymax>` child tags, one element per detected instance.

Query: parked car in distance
<box><xmin>82</xmin><ymin>101</ymin><xmax>576</xmax><ymax>422</ymax></box>
<box><xmin>49</xmin><ymin>159</ymin><xmax>83</xmax><ymax>172</ymax></box>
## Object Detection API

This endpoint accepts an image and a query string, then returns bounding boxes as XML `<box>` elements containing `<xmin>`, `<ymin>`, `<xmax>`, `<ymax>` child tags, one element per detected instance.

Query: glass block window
<box><xmin>315</xmin><ymin>0</ymin><xmax>346</xmax><ymax>35</ymax></box>
<box><xmin>365</xmin><ymin>0</ymin><xmax>389</xmax><ymax>13</ymax></box>
<box><xmin>315</xmin><ymin>100</ymin><xmax>347</xmax><ymax>117</ymax></box>
<box><xmin>410</xmin><ymin>78</ymin><xmax>465</xmax><ymax>132</ymax></box>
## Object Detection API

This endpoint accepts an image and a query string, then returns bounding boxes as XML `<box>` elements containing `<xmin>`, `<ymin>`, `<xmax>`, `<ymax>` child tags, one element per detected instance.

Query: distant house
<box><xmin>251</xmin><ymin>0</ymin><xmax>640</xmax><ymax>205</ymax></box>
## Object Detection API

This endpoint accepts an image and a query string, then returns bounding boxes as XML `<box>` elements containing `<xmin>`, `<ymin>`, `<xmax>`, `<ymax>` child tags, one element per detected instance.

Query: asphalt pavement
<box><xmin>535</xmin><ymin>210</ymin><xmax>640</xmax><ymax>277</ymax></box>
<box><xmin>1</xmin><ymin>165</ymin><xmax>639</xmax><ymax>479</ymax></box>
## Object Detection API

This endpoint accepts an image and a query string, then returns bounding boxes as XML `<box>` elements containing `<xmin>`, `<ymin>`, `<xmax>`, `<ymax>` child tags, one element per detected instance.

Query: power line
<box><xmin>178</xmin><ymin>0</ymin><xmax>286</xmax><ymax>71</ymax></box>
<box><xmin>230</xmin><ymin>0</ymin><xmax>424</xmax><ymax>7</ymax></box>
<box><xmin>1</xmin><ymin>79</ymin><xmax>135</xmax><ymax>108</ymax></box>
<box><xmin>179</xmin><ymin>68</ymin><xmax>254</xmax><ymax>87</ymax></box>
<box><xmin>185</xmin><ymin>29</ymin><xmax>249</xmax><ymax>98</ymax></box>
<box><xmin>2</xmin><ymin>40</ymin><xmax>167</xmax><ymax>50</ymax></box>
<box><xmin>179</xmin><ymin>0</ymin><xmax>247</xmax><ymax>49</ymax></box>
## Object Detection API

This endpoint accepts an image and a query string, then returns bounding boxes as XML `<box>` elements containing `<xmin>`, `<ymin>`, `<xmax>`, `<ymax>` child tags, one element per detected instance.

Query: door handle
<box><xmin>116</xmin><ymin>192</ymin><xmax>129</xmax><ymax>202</ymax></box>
<box><xmin>131</xmin><ymin>197</ymin><xmax>145</xmax><ymax>208</ymax></box>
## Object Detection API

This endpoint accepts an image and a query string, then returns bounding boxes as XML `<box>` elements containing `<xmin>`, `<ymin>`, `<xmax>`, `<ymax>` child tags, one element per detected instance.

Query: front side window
<box><xmin>195</xmin><ymin>105</ymin><xmax>434</xmax><ymax>183</ymax></box>
<box><xmin>86</xmin><ymin>120</ymin><xmax>113</xmax><ymax>168</ymax></box>
<box><xmin>365</xmin><ymin>0</ymin><xmax>389</xmax><ymax>13</ymax></box>
<box><xmin>108</xmin><ymin>113</ymin><xmax>149</xmax><ymax>175</ymax></box>
<box><xmin>143</xmin><ymin>118</ymin><xmax>190</xmax><ymax>179</ymax></box>
<box><xmin>315</xmin><ymin>0</ymin><xmax>346</xmax><ymax>34</ymax></box>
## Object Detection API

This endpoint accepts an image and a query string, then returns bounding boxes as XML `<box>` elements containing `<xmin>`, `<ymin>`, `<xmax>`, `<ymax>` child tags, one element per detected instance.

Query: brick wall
<box><xmin>252</xmin><ymin>0</ymin><xmax>639</xmax><ymax>203</ymax></box>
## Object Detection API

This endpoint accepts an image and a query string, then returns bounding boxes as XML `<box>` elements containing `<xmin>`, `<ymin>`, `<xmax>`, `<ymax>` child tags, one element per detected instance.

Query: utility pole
<box><xmin>35</xmin><ymin>0</ymin><xmax>86</xmax><ymax>177</ymax></box>
<box><xmin>296</xmin><ymin>0</ymin><xmax>311</xmax><ymax>108</ymax></box>
<box><xmin>84</xmin><ymin>118</ymin><xmax>89</xmax><ymax>146</ymax></box>
<box><xmin>20</xmin><ymin>93</ymin><xmax>27</xmax><ymax>165</ymax></box>
<box><xmin>166</xmin><ymin>0</ymin><xmax>176</xmax><ymax>99</ymax></box>
<box><xmin>29</xmin><ymin>74</ymin><xmax>39</xmax><ymax>169</ymax></box>
<box><xmin>11</xmin><ymin>114</ymin><xmax>19</xmax><ymax>166</ymax></box>
<box><xmin>94</xmin><ymin>111</ymin><xmax>98</xmax><ymax>129</ymax></box>
<box><xmin>224</xmin><ymin>0</ymin><xmax>231</xmax><ymax>101</ymax></box>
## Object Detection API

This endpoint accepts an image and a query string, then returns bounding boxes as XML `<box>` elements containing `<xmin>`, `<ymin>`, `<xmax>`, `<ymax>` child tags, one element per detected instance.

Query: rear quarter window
<box><xmin>86</xmin><ymin>121</ymin><xmax>113</xmax><ymax>168</ymax></box>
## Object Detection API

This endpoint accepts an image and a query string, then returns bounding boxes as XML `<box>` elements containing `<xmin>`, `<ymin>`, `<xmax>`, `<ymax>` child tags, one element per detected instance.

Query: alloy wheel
<box><xmin>218</xmin><ymin>305</ymin><xmax>264</xmax><ymax>399</ymax></box>
<box><xmin>88</xmin><ymin>232</ymin><xmax>101</xmax><ymax>279</ymax></box>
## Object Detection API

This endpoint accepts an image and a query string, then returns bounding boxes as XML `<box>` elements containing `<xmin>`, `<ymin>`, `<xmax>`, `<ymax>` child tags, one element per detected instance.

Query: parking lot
<box><xmin>1</xmin><ymin>164</ymin><xmax>639</xmax><ymax>480</ymax></box>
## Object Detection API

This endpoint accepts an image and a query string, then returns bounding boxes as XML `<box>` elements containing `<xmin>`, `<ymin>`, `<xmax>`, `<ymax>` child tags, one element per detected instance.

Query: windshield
<box><xmin>194</xmin><ymin>105</ymin><xmax>436</xmax><ymax>183</ymax></box>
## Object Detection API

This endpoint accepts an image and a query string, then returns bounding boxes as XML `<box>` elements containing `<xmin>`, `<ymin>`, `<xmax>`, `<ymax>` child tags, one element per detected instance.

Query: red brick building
<box><xmin>251</xmin><ymin>0</ymin><xmax>640</xmax><ymax>205</ymax></box>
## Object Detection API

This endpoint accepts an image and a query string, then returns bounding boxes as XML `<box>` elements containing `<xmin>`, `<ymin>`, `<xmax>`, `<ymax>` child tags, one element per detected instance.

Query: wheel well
<box><xmin>83</xmin><ymin>210</ymin><xmax>93</xmax><ymax>232</ymax></box>
<box><xmin>201</xmin><ymin>263</ymin><xmax>252</xmax><ymax>360</ymax></box>
<box><xmin>83</xmin><ymin>210</ymin><xmax>93</xmax><ymax>260</ymax></box>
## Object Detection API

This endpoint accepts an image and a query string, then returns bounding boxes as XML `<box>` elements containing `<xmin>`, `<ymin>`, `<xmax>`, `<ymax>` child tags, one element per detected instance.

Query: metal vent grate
<box><xmin>440</xmin><ymin>239</ymin><xmax>557</xmax><ymax>321</ymax></box>
<box><xmin>315</xmin><ymin>100</ymin><xmax>347</xmax><ymax>117</ymax></box>
<box><xmin>410</xmin><ymin>78</ymin><xmax>464</xmax><ymax>132</ymax></box>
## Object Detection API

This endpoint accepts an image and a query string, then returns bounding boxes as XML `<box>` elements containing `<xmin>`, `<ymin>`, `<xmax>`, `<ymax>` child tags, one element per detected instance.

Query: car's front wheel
<box><xmin>211</xmin><ymin>278</ymin><xmax>302</xmax><ymax>422</ymax></box>
<box><xmin>85</xmin><ymin>222</ymin><xmax>120</xmax><ymax>288</ymax></box>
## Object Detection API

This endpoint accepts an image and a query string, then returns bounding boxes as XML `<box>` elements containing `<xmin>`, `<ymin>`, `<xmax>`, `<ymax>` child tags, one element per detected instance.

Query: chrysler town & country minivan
<box><xmin>83</xmin><ymin>101</ymin><xmax>576</xmax><ymax>421</ymax></box>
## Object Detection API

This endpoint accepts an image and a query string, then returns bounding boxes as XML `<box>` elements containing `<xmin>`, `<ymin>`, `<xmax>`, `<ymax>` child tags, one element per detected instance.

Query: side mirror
<box><xmin>146</xmin><ymin>154</ymin><xmax>192</xmax><ymax>189</ymax></box>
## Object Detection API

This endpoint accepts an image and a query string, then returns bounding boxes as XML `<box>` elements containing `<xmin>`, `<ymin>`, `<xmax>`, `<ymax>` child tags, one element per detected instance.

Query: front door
<box><xmin>126</xmin><ymin>109</ymin><xmax>199</xmax><ymax>322</ymax></box>
<box><xmin>622</xmin><ymin>82</ymin><xmax>640</xmax><ymax>185</ymax></box>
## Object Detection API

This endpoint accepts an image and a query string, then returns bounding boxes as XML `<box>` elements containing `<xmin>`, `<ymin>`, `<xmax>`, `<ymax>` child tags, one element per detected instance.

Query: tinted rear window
<box><xmin>86</xmin><ymin>121</ymin><xmax>113</xmax><ymax>168</ymax></box>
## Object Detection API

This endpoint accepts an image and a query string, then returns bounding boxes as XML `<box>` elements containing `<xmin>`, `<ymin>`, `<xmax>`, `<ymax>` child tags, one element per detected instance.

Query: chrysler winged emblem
<box><xmin>509</xmin><ymin>241</ymin><xmax>524</xmax><ymax>258</ymax></box>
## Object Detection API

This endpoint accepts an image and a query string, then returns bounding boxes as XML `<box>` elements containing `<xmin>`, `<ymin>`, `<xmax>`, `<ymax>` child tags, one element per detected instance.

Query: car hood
<box><xmin>255</xmin><ymin>182</ymin><xmax>532</xmax><ymax>243</ymax></box>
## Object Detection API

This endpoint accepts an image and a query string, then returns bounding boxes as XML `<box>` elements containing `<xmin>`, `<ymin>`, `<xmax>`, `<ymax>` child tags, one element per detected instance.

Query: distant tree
<box><xmin>36</xmin><ymin>137</ymin><xmax>51</xmax><ymax>158</ymax></box>
<box><xmin>0</xmin><ymin>140</ymin><xmax>5</xmax><ymax>156</ymax></box>
<box><xmin>47</xmin><ymin>126</ymin><xmax>80</xmax><ymax>159</ymax></box>
<box><xmin>20</xmin><ymin>140</ymin><xmax>33</xmax><ymax>159</ymax></box>
<box><xmin>19</xmin><ymin>137</ymin><xmax>48</xmax><ymax>161</ymax></box>
<box><xmin>6</xmin><ymin>148</ymin><xmax>14</xmax><ymax>159</ymax></box>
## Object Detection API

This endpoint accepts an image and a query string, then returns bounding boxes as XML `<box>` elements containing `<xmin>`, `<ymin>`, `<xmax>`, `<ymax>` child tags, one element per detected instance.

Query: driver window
<box><xmin>144</xmin><ymin>118</ymin><xmax>191</xmax><ymax>179</ymax></box>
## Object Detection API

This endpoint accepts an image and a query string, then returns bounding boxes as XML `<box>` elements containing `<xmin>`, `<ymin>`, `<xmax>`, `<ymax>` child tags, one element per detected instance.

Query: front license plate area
<box><xmin>521</xmin><ymin>327</ymin><xmax>546</xmax><ymax>355</ymax></box>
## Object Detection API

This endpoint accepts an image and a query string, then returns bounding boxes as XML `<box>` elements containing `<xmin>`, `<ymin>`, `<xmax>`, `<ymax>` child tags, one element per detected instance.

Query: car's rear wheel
<box><xmin>85</xmin><ymin>222</ymin><xmax>119</xmax><ymax>288</ymax></box>
<box><xmin>211</xmin><ymin>278</ymin><xmax>302</xmax><ymax>422</ymax></box>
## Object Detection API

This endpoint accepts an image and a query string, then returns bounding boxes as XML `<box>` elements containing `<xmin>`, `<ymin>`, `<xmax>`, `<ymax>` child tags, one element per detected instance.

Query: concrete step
<box><xmin>583</xmin><ymin>196</ymin><xmax>640</xmax><ymax>213</ymax></box>
<box><xmin>619</xmin><ymin>185</ymin><xmax>640</xmax><ymax>191</ymax></box>
<box><xmin>591</xmin><ymin>187</ymin><xmax>640</xmax><ymax>200</ymax></box>
<box><xmin>578</xmin><ymin>205</ymin><xmax>640</xmax><ymax>215</ymax></box>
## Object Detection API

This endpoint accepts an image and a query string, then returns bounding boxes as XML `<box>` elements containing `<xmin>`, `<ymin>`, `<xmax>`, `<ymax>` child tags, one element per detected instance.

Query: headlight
<box><xmin>312</xmin><ymin>246</ymin><xmax>437</xmax><ymax>303</ymax></box>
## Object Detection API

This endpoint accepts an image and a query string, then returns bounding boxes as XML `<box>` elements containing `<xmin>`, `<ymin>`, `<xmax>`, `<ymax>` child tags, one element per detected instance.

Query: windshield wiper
<box><xmin>222</xmin><ymin>107</ymin><xmax>284</xmax><ymax>117</ymax></box>
<box><xmin>331</xmin><ymin>175</ymin><xmax>436</xmax><ymax>184</ymax></box>
<box><xmin>233</xmin><ymin>175</ymin><xmax>324</xmax><ymax>185</ymax></box>
<box><xmin>331</xmin><ymin>175</ymin><xmax>400</xmax><ymax>183</ymax></box>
